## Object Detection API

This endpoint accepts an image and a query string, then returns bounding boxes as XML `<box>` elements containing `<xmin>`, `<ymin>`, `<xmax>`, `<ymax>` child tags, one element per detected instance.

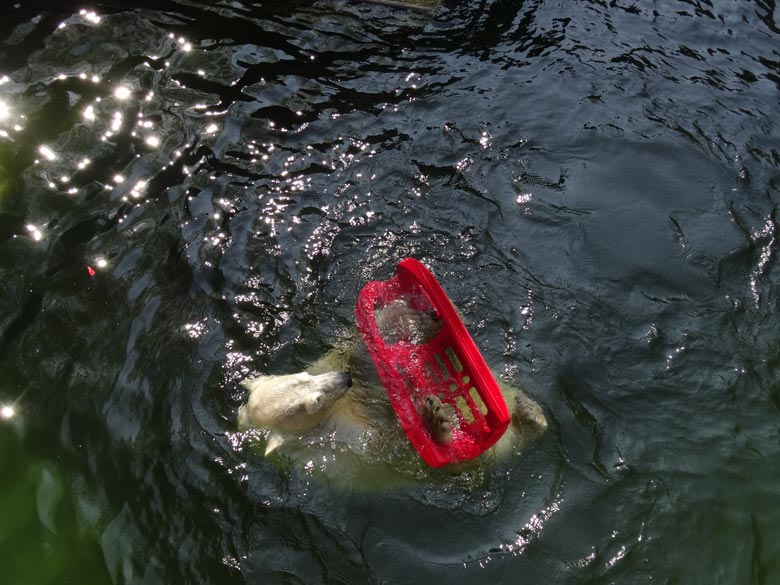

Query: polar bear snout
<box><xmin>310</xmin><ymin>371</ymin><xmax>351</xmax><ymax>393</ymax></box>
<box><xmin>297</xmin><ymin>371</ymin><xmax>351</xmax><ymax>414</ymax></box>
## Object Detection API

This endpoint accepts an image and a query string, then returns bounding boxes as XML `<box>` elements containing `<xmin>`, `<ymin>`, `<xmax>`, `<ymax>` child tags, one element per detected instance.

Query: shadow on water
<box><xmin>1</xmin><ymin>0</ymin><xmax>780</xmax><ymax>583</ymax></box>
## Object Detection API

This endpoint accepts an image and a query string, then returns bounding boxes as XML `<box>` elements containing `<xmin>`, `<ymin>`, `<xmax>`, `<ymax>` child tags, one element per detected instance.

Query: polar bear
<box><xmin>237</xmin><ymin>299</ymin><xmax>547</xmax><ymax>488</ymax></box>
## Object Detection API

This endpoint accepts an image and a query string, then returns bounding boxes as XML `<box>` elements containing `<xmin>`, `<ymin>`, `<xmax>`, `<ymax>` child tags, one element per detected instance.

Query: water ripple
<box><xmin>2</xmin><ymin>1</ymin><xmax>780</xmax><ymax>583</ymax></box>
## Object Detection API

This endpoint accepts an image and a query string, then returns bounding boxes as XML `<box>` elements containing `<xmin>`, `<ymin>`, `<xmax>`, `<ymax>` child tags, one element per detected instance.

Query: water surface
<box><xmin>1</xmin><ymin>1</ymin><xmax>779</xmax><ymax>583</ymax></box>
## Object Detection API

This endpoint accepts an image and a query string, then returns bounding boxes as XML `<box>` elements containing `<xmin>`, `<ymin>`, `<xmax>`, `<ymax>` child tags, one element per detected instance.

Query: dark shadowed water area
<box><xmin>1</xmin><ymin>1</ymin><xmax>779</xmax><ymax>583</ymax></box>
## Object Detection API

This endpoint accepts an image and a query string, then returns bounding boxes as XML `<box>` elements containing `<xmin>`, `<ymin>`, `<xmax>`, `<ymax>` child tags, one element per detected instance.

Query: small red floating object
<box><xmin>355</xmin><ymin>258</ymin><xmax>511</xmax><ymax>467</ymax></box>
<box><xmin>87</xmin><ymin>266</ymin><xmax>96</xmax><ymax>277</ymax></box>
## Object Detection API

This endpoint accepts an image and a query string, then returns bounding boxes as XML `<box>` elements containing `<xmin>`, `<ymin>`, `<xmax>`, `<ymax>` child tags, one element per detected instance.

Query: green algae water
<box><xmin>1</xmin><ymin>1</ymin><xmax>779</xmax><ymax>583</ymax></box>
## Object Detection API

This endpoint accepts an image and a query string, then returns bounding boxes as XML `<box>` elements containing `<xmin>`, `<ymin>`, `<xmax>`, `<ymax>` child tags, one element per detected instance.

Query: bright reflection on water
<box><xmin>0</xmin><ymin>1</ymin><xmax>779</xmax><ymax>585</ymax></box>
<box><xmin>113</xmin><ymin>85</ymin><xmax>131</xmax><ymax>100</ymax></box>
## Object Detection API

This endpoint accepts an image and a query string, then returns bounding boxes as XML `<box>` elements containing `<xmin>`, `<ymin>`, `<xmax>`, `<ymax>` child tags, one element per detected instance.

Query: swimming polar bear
<box><xmin>237</xmin><ymin>301</ymin><xmax>548</xmax><ymax>488</ymax></box>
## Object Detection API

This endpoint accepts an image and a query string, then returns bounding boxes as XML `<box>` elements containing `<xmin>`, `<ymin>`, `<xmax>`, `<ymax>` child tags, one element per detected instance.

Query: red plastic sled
<box><xmin>355</xmin><ymin>258</ymin><xmax>510</xmax><ymax>467</ymax></box>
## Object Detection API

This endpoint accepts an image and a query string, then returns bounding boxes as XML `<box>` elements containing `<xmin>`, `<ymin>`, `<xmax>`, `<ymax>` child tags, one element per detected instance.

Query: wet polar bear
<box><xmin>237</xmin><ymin>300</ymin><xmax>547</xmax><ymax>489</ymax></box>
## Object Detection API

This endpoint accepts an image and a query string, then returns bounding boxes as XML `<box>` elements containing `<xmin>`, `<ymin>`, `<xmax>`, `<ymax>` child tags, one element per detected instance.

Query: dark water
<box><xmin>1</xmin><ymin>1</ymin><xmax>779</xmax><ymax>583</ymax></box>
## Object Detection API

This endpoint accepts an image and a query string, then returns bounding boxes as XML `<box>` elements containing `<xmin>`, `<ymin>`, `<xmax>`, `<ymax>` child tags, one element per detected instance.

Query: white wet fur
<box><xmin>236</xmin><ymin>298</ymin><xmax>547</xmax><ymax>485</ymax></box>
<box><xmin>238</xmin><ymin>336</ymin><xmax>547</xmax><ymax>474</ymax></box>
<box><xmin>238</xmin><ymin>371</ymin><xmax>351</xmax><ymax>455</ymax></box>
